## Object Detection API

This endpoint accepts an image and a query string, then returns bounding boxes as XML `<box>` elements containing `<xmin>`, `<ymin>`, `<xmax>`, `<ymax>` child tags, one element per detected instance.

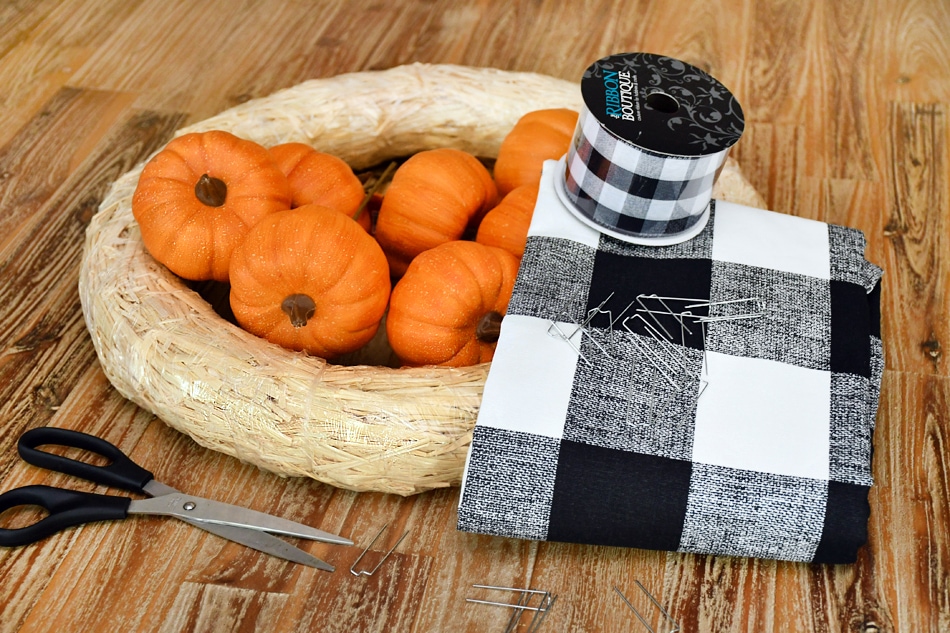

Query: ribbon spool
<box><xmin>557</xmin><ymin>52</ymin><xmax>745</xmax><ymax>245</ymax></box>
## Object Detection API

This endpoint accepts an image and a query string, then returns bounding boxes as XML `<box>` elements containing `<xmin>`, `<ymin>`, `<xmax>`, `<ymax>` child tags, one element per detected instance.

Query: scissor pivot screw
<box><xmin>183</xmin><ymin>501</ymin><xmax>196</xmax><ymax>511</ymax></box>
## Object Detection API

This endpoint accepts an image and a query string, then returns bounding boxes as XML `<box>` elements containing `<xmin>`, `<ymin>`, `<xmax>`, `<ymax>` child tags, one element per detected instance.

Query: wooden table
<box><xmin>1</xmin><ymin>1</ymin><xmax>947</xmax><ymax>631</ymax></box>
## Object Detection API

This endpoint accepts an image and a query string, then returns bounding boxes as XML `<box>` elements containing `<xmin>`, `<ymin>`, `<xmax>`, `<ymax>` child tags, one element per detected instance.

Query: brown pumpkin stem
<box><xmin>476</xmin><ymin>311</ymin><xmax>503</xmax><ymax>343</ymax></box>
<box><xmin>281</xmin><ymin>294</ymin><xmax>316</xmax><ymax>328</ymax></box>
<box><xmin>195</xmin><ymin>174</ymin><xmax>228</xmax><ymax>207</ymax></box>
<box><xmin>354</xmin><ymin>161</ymin><xmax>398</xmax><ymax>223</ymax></box>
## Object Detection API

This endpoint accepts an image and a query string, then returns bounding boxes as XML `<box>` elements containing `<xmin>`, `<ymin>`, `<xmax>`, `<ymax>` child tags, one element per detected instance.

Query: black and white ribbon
<box><xmin>559</xmin><ymin>53</ymin><xmax>745</xmax><ymax>245</ymax></box>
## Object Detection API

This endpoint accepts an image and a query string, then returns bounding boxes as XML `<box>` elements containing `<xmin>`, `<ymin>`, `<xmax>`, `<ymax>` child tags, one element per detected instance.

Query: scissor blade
<box><xmin>177</xmin><ymin>516</ymin><xmax>335</xmax><ymax>571</ymax></box>
<box><xmin>128</xmin><ymin>493</ymin><xmax>353</xmax><ymax>546</ymax></box>
<box><xmin>138</xmin><ymin>482</ymin><xmax>336</xmax><ymax>570</ymax></box>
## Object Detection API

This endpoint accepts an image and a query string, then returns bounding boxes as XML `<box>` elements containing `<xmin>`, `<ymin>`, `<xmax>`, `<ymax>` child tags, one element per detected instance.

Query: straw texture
<box><xmin>78</xmin><ymin>63</ymin><xmax>764</xmax><ymax>495</ymax></box>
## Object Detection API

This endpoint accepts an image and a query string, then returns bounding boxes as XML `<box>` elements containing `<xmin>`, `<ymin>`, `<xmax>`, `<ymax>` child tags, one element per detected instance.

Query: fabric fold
<box><xmin>458</xmin><ymin>160</ymin><xmax>883</xmax><ymax>564</ymax></box>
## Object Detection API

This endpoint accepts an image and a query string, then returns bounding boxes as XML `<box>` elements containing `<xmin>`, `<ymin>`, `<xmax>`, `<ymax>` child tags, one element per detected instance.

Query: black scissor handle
<box><xmin>0</xmin><ymin>485</ymin><xmax>131</xmax><ymax>547</ymax></box>
<box><xmin>18</xmin><ymin>428</ymin><xmax>154</xmax><ymax>494</ymax></box>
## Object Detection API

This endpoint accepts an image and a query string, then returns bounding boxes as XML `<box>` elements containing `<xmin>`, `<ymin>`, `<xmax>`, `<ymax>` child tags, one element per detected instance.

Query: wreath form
<box><xmin>79</xmin><ymin>64</ymin><xmax>764</xmax><ymax>496</ymax></box>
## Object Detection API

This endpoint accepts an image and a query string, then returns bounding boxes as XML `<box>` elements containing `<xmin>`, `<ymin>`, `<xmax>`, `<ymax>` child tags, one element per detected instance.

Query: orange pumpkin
<box><xmin>132</xmin><ymin>130</ymin><xmax>292</xmax><ymax>282</ymax></box>
<box><xmin>475</xmin><ymin>184</ymin><xmax>539</xmax><ymax>258</ymax></box>
<box><xmin>374</xmin><ymin>148</ymin><xmax>498</xmax><ymax>277</ymax></box>
<box><xmin>386</xmin><ymin>241</ymin><xmax>519</xmax><ymax>367</ymax></box>
<box><xmin>228</xmin><ymin>205</ymin><xmax>391</xmax><ymax>358</ymax></box>
<box><xmin>493</xmin><ymin>108</ymin><xmax>578</xmax><ymax>196</ymax></box>
<box><xmin>268</xmin><ymin>142</ymin><xmax>370</xmax><ymax>231</ymax></box>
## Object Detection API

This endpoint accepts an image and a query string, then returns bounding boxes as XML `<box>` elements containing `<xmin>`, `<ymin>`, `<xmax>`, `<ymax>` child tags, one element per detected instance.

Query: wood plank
<box><xmin>0</xmin><ymin>97</ymin><xmax>185</xmax><ymax>481</ymax></box>
<box><xmin>68</xmin><ymin>0</ymin><xmax>356</xmax><ymax>122</ymax></box>
<box><xmin>0</xmin><ymin>94</ymin><xmax>184</xmax><ymax>344</ymax></box>
<box><xmin>868</xmin><ymin>370</ymin><xmax>950</xmax><ymax>632</ymax></box>
<box><xmin>158</xmin><ymin>583</ymin><xmax>290</xmax><ymax>633</ymax></box>
<box><xmin>0</xmin><ymin>88</ymin><xmax>126</xmax><ymax>259</ymax></box>
<box><xmin>0</xmin><ymin>1</ymin><xmax>142</xmax><ymax>148</ymax></box>
<box><xmin>804</xmin><ymin>1</ymin><xmax>881</xmax><ymax>181</ymax></box>
<box><xmin>0</xmin><ymin>1</ymin><xmax>947</xmax><ymax>631</ymax></box>
<box><xmin>872</xmin><ymin>0</ymin><xmax>950</xmax><ymax>103</ymax></box>
<box><xmin>726</xmin><ymin>122</ymin><xmax>805</xmax><ymax>216</ymax></box>
<box><xmin>882</xmin><ymin>102</ymin><xmax>949</xmax><ymax>375</ymax></box>
<box><xmin>743</xmin><ymin>0</ymin><xmax>815</xmax><ymax>125</ymax></box>
<box><xmin>0</xmin><ymin>367</ymin><xmax>156</xmax><ymax>632</ymax></box>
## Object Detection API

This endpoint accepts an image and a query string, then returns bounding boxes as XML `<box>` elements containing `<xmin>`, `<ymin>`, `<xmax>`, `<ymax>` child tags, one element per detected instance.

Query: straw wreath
<box><xmin>79</xmin><ymin>63</ymin><xmax>764</xmax><ymax>495</ymax></box>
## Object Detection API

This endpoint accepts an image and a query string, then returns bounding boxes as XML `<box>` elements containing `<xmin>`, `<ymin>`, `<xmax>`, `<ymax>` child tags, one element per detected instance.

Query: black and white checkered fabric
<box><xmin>457</xmin><ymin>161</ymin><xmax>884</xmax><ymax>564</ymax></box>
<box><xmin>563</xmin><ymin>106</ymin><xmax>728</xmax><ymax>238</ymax></box>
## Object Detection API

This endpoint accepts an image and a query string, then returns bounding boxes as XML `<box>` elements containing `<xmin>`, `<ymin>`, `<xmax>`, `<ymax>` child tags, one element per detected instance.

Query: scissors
<box><xmin>0</xmin><ymin>427</ymin><xmax>352</xmax><ymax>572</ymax></box>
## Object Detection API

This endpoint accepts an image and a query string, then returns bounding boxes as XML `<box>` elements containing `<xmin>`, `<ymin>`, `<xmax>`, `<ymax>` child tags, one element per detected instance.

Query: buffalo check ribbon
<box><xmin>457</xmin><ymin>161</ymin><xmax>884</xmax><ymax>564</ymax></box>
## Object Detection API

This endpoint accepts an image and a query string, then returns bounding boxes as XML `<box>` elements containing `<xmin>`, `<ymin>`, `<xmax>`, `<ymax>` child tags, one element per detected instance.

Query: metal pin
<box><xmin>349</xmin><ymin>523</ymin><xmax>408</xmax><ymax>577</ymax></box>
<box><xmin>466</xmin><ymin>585</ymin><xmax>557</xmax><ymax>633</ymax></box>
<box><xmin>585</xmin><ymin>292</ymin><xmax>635</xmax><ymax>334</ymax></box>
<box><xmin>622</xmin><ymin>315</ymin><xmax>687</xmax><ymax>389</ymax></box>
<box><xmin>684</xmin><ymin>297</ymin><xmax>764</xmax><ymax>323</ymax></box>
<box><xmin>583</xmin><ymin>292</ymin><xmax>616</xmax><ymax>328</ymax></box>
<box><xmin>639</xmin><ymin>293</ymin><xmax>696</xmax><ymax>336</ymax></box>
<box><xmin>683</xmin><ymin>296</ymin><xmax>761</xmax><ymax>309</ymax></box>
<box><xmin>635</xmin><ymin>295</ymin><xmax>676</xmax><ymax>340</ymax></box>
<box><xmin>614</xmin><ymin>582</ymin><xmax>680</xmax><ymax>633</ymax></box>
<box><xmin>547</xmin><ymin>320</ymin><xmax>591</xmax><ymax>366</ymax></box>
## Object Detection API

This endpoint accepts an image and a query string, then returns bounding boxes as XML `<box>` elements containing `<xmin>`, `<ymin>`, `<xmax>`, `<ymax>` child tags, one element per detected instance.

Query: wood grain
<box><xmin>0</xmin><ymin>0</ymin><xmax>948</xmax><ymax>631</ymax></box>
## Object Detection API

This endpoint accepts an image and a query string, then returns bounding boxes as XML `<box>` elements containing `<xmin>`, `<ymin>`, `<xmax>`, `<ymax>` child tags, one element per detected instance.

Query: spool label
<box><xmin>581</xmin><ymin>52</ymin><xmax>744</xmax><ymax>157</ymax></box>
<box><xmin>602</xmin><ymin>68</ymin><xmax>641</xmax><ymax>122</ymax></box>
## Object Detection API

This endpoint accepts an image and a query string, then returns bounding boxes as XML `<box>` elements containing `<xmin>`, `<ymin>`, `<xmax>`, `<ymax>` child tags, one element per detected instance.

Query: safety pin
<box><xmin>349</xmin><ymin>523</ymin><xmax>409</xmax><ymax>577</ymax></box>
<box><xmin>614</xmin><ymin>582</ymin><xmax>680</xmax><ymax>633</ymax></box>
<box><xmin>466</xmin><ymin>585</ymin><xmax>557</xmax><ymax>633</ymax></box>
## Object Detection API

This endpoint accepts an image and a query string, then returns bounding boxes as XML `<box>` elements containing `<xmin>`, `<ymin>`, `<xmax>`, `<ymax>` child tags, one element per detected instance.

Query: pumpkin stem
<box><xmin>476</xmin><ymin>311</ymin><xmax>503</xmax><ymax>343</ymax></box>
<box><xmin>354</xmin><ymin>160</ymin><xmax>398</xmax><ymax>223</ymax></box>
<box><xmin>281</xmin><ymin>294</ymin><xmax>316</xmax><ymax>328</ymax></box>
<box><xmin>195</xmin><ymin>174</ymin><xmax>228</xmax><ymax>207</ymax></box>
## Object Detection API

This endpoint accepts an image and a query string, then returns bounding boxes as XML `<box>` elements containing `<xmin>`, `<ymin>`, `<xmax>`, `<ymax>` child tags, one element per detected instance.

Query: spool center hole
<box><xmin>645</xmin><ymin>91</ymin><xmax>679</xmax><ymax>114</ymax></box>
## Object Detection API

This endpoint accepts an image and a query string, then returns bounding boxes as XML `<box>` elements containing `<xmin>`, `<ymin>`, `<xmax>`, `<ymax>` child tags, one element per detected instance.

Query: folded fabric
<box><xmin>457</xmin><ymin>161</ymin><xmax>884</xmax><ymax>564</ymax></box>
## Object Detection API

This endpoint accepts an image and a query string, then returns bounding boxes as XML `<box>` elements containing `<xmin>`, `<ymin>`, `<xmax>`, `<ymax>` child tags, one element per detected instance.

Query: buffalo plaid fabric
<box><xmin>457</xmin><ymin>161</ymin><xmax>884</xmax><ymax>564</ymax></box>
<box><xmin>563</xmin><ymin>106</ymin><xmax>728</xmax><ymax>238</ymax></box>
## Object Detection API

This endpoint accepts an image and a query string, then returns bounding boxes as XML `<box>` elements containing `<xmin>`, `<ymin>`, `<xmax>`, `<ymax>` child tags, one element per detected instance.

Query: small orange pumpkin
<box><xmin>386</xmin><ymin>240</ymin><xmax>519</xmax><ymax>367</ymax></box>
<box><xmin>493</xmin><ymin>108</ymin><xmax>578</xmax><ymax>196</ymax></box>
<box><xmin>132</xmin><ymin>130</ymin><xmax>292</xmax><ymax>282</ymax></box>
<box><xmin>374</xmin><ymin>148</ymin><xmax>498</xmax><ymax>277</ymax></box>
<box><xmin>228</xmin><ymin>205</ymin><xmax>391</xmax><ymax>358</ymax></box>
<box><xmin>268</xmin><ymin>142</ymin><xmax>368</xmax><ymax>225</ymax></box>
<box><xmin>475</xmin><ymin>184</ymin><xmax>539</xmax><ymax>259</ymax></box>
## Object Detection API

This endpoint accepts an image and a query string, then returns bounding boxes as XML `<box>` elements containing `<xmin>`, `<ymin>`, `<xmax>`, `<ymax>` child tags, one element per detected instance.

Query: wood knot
<box><xmin>882</xmin><ymin>219</ymin><xmax>904</xmax><ymax>237</ymax></box>
<box><xmin>921</xmin><ymin>334</ymin><xmax>941</xmax><ymax>360</ymax></box>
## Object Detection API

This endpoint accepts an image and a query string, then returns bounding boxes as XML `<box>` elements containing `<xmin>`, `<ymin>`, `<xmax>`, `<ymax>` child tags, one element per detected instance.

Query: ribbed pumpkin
<box><xmin>386</xmin><ymin>241</ymin><xmax>519</xmax><ymax>367</ymax></box>
<box><xmin>268</xmin><ymin>142</ymin><xmax>370</xmax><ymax>231</ymax></box>
<box><xmin>475</xmin><ymin>184</ymin><xmax>539</xmax><ymax>259</ymax></box>
<box><xmin>374</xmin><ymin>148</ymin><xmax>498</xmax><ymax>277</ymax></box>
<box><xmin>228</xmin><ymin>205</ymin><xmax>390</xmax><ymax>359</ymax></box>
<box><xmin>493</xmin><ymin>108</ymin><xmax>578</xmax><ymax>196</ymax></box>
<box><xmin>132</xmin><ymin>130</ymin><xmax>293</xmax><ymax>282</ymax></box>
